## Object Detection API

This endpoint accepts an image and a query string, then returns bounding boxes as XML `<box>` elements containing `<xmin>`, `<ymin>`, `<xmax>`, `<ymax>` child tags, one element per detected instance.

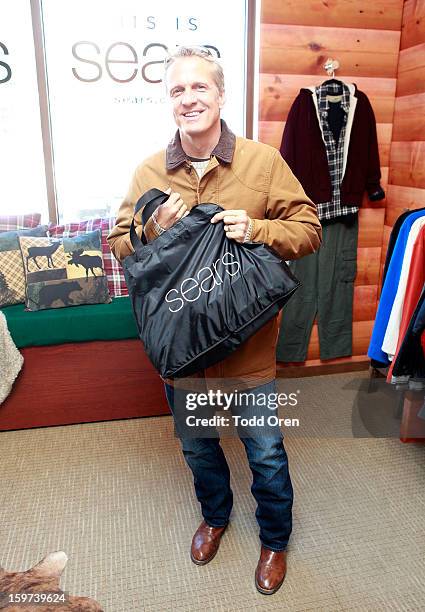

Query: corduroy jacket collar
<box><xmin>165</xmin><ymin>119</ymin><xmax>236</xmax><ymax>170</ymax></box>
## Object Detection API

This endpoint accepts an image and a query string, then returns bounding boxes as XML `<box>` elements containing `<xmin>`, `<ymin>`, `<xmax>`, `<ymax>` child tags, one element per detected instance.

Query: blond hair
<box><xmin>164</xmin><ymin>45</ymin><xmax>225</xmax><ymax>94</ymax></box>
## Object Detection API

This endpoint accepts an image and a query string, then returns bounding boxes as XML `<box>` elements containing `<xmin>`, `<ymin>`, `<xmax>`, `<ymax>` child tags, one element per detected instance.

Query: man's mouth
<box><xmin>182</xmin><ymin>110</ymin><xmax>204</xmax><ymax>118</ymax></box>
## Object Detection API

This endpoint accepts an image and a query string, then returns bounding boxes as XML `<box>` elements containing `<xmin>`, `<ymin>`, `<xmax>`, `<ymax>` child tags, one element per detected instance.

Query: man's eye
<box><xmin>172</xmin><ymin>89</ymin><xmax>183</xmax><ymax>97</ymax></box>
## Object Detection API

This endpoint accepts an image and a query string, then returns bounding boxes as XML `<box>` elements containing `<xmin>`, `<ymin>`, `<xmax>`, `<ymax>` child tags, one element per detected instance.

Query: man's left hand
<box><xmin>210</xmin><ymin>209</ymin><xmax>251</xmax><ymax>243</ymax></box>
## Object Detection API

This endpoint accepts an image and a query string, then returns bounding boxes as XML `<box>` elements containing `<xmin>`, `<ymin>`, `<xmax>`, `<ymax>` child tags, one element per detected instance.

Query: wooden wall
<box><xmin>386</xmin><ymin>0</ymin><xmax>425</xmax><ymax>246</ymax></box>
<box><xmin>258</xmin><ymin>0</ymin><xmax>404</xmax><ymax>370</ymax></box>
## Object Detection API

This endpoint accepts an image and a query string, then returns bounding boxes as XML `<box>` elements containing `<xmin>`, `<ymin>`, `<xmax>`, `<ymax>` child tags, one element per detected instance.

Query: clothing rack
<box><xmin>369</xmin><ymin>207</ymin><xmax>425</xmax><ymax>442</ymax></box>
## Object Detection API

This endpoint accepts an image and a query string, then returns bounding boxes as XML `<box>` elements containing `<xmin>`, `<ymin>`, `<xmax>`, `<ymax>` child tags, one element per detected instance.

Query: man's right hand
<box><xmin>154</xmin><ymin>188</ymin><xmax>189</xmax><ymax>230</ymax></box>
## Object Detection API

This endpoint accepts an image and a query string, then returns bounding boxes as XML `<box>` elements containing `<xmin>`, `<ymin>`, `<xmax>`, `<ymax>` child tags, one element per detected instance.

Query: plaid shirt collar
<box><xmin>316</xmin><ymin>81</ymin><xmax>350</xmax><ymax>117</ymax></box>
<box><xmin>314</xmin><ymin>81</ymin><xmax>359</xmax><ymax>221</ymax></box>
<box><xmin>166</xmin><ymin>119</ymin><xmax>236</xmax><ymax>170</ymax></box>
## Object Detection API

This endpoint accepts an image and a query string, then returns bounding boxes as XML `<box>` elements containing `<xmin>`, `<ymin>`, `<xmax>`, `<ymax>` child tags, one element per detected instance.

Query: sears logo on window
<box><xmin>71</xmin><ymin>40</ymin><xmax>220</xmax><ymax>85</ymax></box>
<box><xmin>0</xmin><ymin>42</ymin><xmax>12</xmax><ymax>84</ymax></box>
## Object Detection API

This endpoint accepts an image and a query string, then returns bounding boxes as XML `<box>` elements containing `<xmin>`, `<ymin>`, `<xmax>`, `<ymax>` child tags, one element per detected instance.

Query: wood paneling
<box><xmin>381</xmin><ymin>167</ymin><xmax>389</xmax><ymax>190</ymax></box>
<box><xmin>355</xmin><ymin>247</ymin><xmax>381</xmax><ymax>286</ymax></box>
<box><xmin>396</xmin><ymin>43</ymin><xmax>425</xmax><ymax>96</ymax></box>
<box><xmin>384</xmin><ymin>184</ymin><xmax>425</xmax><ymax>225</ymax></box>
<box><xmin>377</xmin><ymin>129</ymin><xmax>393</xmax><ymax>168</ymax></box>
<box><xmin>260</xmin><ymin>24</ymin><xmax>400</xmax><ymax>77</ymax></box>
<box><xmin>358</xmin><ymin>208</ymin><xmax>386</xmax><ymax>247</ymax></box>
<box><xmin>389</xmin><ymin>141</ymin><xmax>425</xmax><ymax>188</ymax></box>
<box><xmin>259</xmin><ymin>74</ymin><xmax>396</xmax><ymax>122</ymax></box>
<box><xmin>400</xmin><ymin>0</ymin><xmax>425</xmax><ymax>49</ymax></box>
<box><xmin>262</xmin><ymin>0</ymin><xmax>403</xmax><ymax>32</ymax></box>
<box><xmin>353</xmin><ymin>285</ymin><xmax>378</xmax><ymax>320</ymax></box>
<box><xmin>392</xmin><ymin>92</ymin><xmax>425</xmax><ymax>140</ymax></box>
<box><xmin>258</xmin><ymin>121</ymin><xmax>285</xmax><ymax>150</ymax></box>
<box><xmin>259</xmin><ymin>74</ymin><xmax>397</xmax><ymax>102</ymax></box>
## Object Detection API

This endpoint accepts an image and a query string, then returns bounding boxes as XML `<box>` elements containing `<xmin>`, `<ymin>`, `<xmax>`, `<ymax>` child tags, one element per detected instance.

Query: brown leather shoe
<box><xmin>255</xmin><ymin>545</ymin><xmax>287</xmax><ymax>595</ymax></box>
<box><xmin>190</xmin><ymin>520</ymin><xmax>228</xmax><ymax>565</ymax></box>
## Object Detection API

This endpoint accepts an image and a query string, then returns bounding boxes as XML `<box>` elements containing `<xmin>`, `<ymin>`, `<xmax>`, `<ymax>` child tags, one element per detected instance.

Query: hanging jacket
<box><xmin>280</xmin><ymin>83</ymin><xmax>385</xmax><ymax>208</ymax></box>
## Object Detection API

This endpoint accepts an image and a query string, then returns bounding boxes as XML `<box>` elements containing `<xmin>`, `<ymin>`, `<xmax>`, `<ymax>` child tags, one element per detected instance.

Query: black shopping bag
<box><xmin>123</xmin><ymin>189</ymin><xmax>300</xmax><ymax>378</ymax></box>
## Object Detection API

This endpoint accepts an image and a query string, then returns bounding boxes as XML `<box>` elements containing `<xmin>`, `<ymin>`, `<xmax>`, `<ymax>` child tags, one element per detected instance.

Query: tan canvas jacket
<box><xmin>108</xmin><ymin>121</ymin><xmax>322</xmax><ymax>388</ymax></box>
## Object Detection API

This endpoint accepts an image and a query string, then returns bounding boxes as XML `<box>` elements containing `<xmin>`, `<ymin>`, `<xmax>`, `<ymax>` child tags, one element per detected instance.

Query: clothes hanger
<box><xmin>322</xmin><ymin>58</ymin><xmax>343</xmax><ymax>95</ymax></box>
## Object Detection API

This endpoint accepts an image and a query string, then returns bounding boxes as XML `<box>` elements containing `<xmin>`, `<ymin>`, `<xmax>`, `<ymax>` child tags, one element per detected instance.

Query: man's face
<box><xmin>166</xmin><ymin>56</ymin><xmax>225</xmax><ymax>137</ymax></box>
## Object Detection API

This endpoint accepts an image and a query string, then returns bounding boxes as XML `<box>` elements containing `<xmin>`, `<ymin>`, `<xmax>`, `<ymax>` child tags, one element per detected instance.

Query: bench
<box><xmin>0</xmin><ymin>298</ymin><xmax>169</xmax><ymax>431</ymax></box>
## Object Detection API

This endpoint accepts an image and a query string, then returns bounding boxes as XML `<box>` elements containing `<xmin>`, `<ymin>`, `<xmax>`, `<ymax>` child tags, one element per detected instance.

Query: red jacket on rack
<box><xmin>280</xmin><ymin>83</ymin><xmax>385</xmax><ymax>208</ymax></box>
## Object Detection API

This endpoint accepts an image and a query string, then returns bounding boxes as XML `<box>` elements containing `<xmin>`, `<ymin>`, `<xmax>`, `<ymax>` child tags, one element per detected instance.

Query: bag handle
<box><xmin>129</xmin><ymin>188</ymin><xmax>170</xmax><ymax>256</ymax></box>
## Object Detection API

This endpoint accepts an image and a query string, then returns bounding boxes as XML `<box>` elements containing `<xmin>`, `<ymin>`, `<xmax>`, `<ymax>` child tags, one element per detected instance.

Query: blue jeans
<box><xmin>164</xmin><ymin>380</ymin><xmax>293</xmax><ymax>552</ymax></box>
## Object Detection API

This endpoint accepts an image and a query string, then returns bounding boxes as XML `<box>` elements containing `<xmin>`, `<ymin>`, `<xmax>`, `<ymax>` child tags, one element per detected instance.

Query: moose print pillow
<box><xmin>19</xmin><ymin>229</ymin><xmax>111</xmax><ymax>311</ymax></box>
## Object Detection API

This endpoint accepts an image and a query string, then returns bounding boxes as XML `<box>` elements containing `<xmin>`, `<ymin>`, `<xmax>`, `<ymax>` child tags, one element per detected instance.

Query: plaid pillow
<box><xmin>0</xmin><ymin>213</ymin><xmax>42</xmax><ymax>232</ymax></box>
<box><xmin>48</xmin><ymin>218</ymin><xmax>127</xmax><ymax>297</ymax></box>
<box><xmin>0</xmin><ymin>225</ymin><xmax>48</xmax><ymax>307</ymax></box>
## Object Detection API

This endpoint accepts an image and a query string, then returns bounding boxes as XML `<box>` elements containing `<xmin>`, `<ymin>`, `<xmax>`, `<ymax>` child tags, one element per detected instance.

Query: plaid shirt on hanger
<box><xmin>315</xmin><ymin>82</ymin><xmax>359</xmax><ymax>220</ymax></box>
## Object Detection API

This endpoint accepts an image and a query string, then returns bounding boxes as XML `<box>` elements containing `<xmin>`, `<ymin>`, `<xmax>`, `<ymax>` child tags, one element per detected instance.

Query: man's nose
<box><xmin>181</xmin><ymin>89</ymin><xmax>197</xmax><ymax>106</ymax></box>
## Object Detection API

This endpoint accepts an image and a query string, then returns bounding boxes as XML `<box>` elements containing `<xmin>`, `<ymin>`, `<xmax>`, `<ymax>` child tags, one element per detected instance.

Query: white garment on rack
<box><xmin>381</xmin><ymin>215</ymin><xmax>425</xmax><ymax>359</ymax></box>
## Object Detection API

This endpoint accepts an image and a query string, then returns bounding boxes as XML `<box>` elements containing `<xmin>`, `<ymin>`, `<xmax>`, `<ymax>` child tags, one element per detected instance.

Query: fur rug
<box><xmin>0</xmin><ymin>311</ymin><xmax>23</xmax><ymax>404</ymax></box>
<box><xmin>0</xmin><ymin>551</ymin><xmax>103</xmax><ymax>611</ymax></box>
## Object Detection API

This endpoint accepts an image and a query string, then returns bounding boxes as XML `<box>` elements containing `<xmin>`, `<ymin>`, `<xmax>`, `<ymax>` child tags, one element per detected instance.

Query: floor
<box><xmin>1</xmin><ymin>372</ymin><xmax>424</xmax><ymax>611</ymax></box>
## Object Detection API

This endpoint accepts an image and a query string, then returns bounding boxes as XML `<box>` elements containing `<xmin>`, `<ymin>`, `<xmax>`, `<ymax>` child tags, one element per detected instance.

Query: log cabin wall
<box><xmin>258</xmin><ymin>0</ymin><xmax>404</xmax><ymax>373</ymax></box>
<box><xmin>386</xmin><ymin>0</ymin><xmax>425</xmax><ymax>245</ymax></box>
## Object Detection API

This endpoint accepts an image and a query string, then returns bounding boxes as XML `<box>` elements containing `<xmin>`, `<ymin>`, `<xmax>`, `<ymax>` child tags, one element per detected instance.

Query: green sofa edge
<box><xmin>1</xmin><ymin>297</ymin><xmax>139</xmax><ymax>348</ymax></box>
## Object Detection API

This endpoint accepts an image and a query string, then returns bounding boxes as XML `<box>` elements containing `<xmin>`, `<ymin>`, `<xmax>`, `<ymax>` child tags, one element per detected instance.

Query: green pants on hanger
<box><xmin>277</xmin><ymin>213</ymin><xmax>358</xmax><ymax>362</ymax></box>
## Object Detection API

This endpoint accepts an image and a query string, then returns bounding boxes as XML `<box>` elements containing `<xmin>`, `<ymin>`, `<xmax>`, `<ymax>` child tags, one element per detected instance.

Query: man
<box><xmin>108</xmin><ymin>46</ymin><xmax>321</xmax><ymax>595</ymax></box>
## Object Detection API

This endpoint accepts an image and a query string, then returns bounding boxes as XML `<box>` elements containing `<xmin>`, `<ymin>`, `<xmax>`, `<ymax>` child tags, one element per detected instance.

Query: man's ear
<box><xmin>218</xmin><ymin>91</ymin><xmax>226</xmax><ymax>109</ymax></box>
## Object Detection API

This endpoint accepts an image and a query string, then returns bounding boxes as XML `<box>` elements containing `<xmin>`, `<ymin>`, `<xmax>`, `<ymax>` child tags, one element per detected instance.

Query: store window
<box><xmin>0</xmin><ymin>0</ymin><xmax>48</xmax><ymax>219</ymax></box>
<box><xmin>41</xmin><ymin>0</ymin><xmax>249</xmax><ymax>222</ymax></box>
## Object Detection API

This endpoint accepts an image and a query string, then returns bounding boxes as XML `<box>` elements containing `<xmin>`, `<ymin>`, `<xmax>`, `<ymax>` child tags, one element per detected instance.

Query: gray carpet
<box><xmin>1</xmin><ymin>372</ymin><xmax>424</xmax><ymax>611</ymax></box>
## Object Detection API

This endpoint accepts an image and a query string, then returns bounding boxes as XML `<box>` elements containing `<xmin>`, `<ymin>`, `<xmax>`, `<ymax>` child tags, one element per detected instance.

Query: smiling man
<box><xmin>108</xmin><ymin>46</ymin><xmax>321</xmax><ymax>595</ymax></box>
